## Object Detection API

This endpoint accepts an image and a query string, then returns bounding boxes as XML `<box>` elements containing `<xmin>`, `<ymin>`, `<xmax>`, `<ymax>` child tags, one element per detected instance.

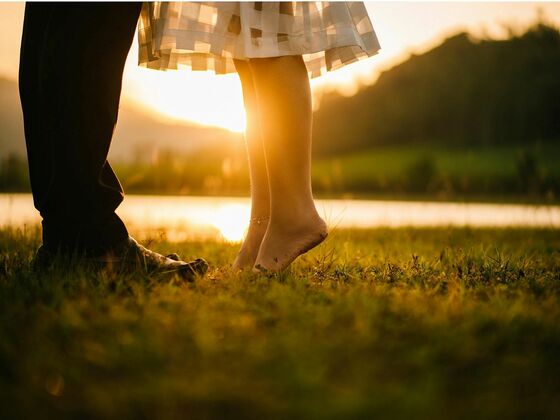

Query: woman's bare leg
<box><xmin>232</xmin><ymin>59</ymin><xmax>270</xmax><ymax>269</ymax></box>
<box><xmin>248</xmin><ymin>55</ymin><xmax>327</xmax><ymax>272</ymax></box>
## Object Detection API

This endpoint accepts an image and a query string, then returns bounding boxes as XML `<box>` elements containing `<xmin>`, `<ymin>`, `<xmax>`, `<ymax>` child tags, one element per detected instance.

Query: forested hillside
<box><xmin>312</xmin><ymin>24</ymin><xmax>560</xmax><ymax>155</ymax></box>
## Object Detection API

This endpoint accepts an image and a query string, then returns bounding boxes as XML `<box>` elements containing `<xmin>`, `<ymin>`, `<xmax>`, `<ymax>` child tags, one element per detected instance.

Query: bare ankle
<box><xmin>269</xmin><ymin>210</ymin><xmax>324</xmax><ymax>232</ymax></box>
<box><xmin>249</xmin><ymin>214</ymin><xmax>269</xmax><ymax>228</ymax></box>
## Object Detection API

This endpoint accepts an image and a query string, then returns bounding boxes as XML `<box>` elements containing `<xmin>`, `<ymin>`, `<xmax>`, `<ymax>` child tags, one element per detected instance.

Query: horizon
<box><xmin>1</xmin><ymin>2</ymin><xmax>559</xmax><ymax>132</ymax></box>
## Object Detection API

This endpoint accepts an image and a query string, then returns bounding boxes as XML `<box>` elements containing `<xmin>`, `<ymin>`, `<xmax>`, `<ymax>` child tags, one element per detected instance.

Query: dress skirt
<box><xmin>138</xmin><ymin>2</ymin><xmax>381</xmax><ymax>78</ymax></box>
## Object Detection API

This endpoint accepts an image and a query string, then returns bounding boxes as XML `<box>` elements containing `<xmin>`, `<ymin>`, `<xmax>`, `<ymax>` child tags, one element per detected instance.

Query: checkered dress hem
<box><xmin>138</xmin><ymin>2</ymin><xmax>381</xmax><ymax>78</ymax></box>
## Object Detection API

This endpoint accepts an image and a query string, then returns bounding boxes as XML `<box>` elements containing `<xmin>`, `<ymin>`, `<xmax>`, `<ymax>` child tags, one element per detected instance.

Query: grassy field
<box><xmin>0</xmin><ymin>227</ymin><xmax>559</xmax><ymax>419</ymax></box>
<box><xmin>312</xmin><ymin>144</ymin><xmax>560</xmax><ymax>201</ymax></box>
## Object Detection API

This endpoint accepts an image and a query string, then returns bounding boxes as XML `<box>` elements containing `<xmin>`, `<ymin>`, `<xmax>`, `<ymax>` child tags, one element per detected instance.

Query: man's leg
<box><xmin>19</xmin><ymin>2</ymin><xmax>142</xmax><ymax>255</ymax></box>
<box><xmin>19</xmin><ymin>3</ymin><xmax>209</xmax><ymax>280</ymax></box>
<box><xmin>19</xmin><ymin>2</ymin><xmax>55</xmax><ymax>226</ymax></box>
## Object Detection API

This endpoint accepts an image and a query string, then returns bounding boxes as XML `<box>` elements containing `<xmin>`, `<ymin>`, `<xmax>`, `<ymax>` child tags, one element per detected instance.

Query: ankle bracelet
<box><xmin>250</xmin><ymin>216</ymin><xmax>269</xmax><ymax>225</ymax></box>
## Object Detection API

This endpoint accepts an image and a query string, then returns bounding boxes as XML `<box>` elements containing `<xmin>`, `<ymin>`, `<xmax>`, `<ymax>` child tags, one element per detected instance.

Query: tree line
<box><xmin>312</xmin><ymin>23</ymin><xmax>560</xmax><ymax>156</ymax></box>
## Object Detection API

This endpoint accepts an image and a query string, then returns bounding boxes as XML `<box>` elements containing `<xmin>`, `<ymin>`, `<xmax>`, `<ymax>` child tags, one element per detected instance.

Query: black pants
<box><xmin>19</xmin><ymin>2</ymin><xmax>142</xmax><ymax>254</ymax></box>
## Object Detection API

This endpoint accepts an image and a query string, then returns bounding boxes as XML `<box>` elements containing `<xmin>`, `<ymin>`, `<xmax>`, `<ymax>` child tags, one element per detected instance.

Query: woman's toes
<box><xmin>253</xmin><ymin>218</ymin><xmax>328</xmax><ymax>272</ymax></box>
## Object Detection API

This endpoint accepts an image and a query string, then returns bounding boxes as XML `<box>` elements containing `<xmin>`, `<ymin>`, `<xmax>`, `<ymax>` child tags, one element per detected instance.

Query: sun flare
<box><xmin>127</xmin><ymin>67</ymin><xmax>248</xmax><ymax>133</ymax></box>
<box><xmin>212</xmin><ymin>204</ymin><xmax>250</xmax><ymax>242</ymax></box>
<box><xmin>126</xmin><ymin>64</ymin><xmax>373</xmax><ymax>133</ymax></box>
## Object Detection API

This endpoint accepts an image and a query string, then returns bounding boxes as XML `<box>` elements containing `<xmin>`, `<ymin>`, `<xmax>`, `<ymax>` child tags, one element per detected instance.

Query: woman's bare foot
<box><xmin>232</xmin><ymin>217</ymin><xmax>269</xmax><ymax>270</ymax></box>
<box><xmin>253</xmin><ymin>215</ymin><xmax>328</xmax><ymax>273</ymax></box>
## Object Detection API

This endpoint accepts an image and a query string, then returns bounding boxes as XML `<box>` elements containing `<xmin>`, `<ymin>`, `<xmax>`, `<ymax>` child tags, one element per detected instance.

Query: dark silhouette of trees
<box><xmin>313</xmin><ymin>23</ymin><xmax>560</xmax><ymax>156</ymax></box>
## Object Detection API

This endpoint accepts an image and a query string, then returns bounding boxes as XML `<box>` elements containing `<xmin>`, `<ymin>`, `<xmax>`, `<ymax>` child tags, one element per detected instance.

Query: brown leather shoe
<box><xmin>34</xmin><ymin>237</ymin><xmax>208</xmax><ymax>281</ymax></box>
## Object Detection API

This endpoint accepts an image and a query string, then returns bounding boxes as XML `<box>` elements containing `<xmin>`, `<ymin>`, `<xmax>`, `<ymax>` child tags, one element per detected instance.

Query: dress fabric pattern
<box><xmin>138</xmin><ymin>2</ymin><xmax>380</xmax><ymax>78</ymax></box>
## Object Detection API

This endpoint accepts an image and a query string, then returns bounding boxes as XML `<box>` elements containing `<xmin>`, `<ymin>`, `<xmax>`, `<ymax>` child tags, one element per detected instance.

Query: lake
<box><xmin>1</xmin><ymin>193</ymin><xmax>558</xmax><ymax>242</ymax></box>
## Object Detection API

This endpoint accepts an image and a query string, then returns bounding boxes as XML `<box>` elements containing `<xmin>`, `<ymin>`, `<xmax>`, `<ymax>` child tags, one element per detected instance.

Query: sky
<box><xmin>1</xmin><ymin>2</ymin><xmax>559</xmax><ymax>132</ymax></box>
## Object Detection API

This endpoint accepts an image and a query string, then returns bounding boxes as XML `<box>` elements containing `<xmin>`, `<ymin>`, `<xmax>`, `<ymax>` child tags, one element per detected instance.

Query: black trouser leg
<box><xmin>19</xmin><ymin>2</ymin><xmax>142</xmax><ymax>254</ymax></box>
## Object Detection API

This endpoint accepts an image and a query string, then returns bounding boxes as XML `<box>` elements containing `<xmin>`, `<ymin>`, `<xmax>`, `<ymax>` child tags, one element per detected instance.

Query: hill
<box><xmin>312</xmin><ymin>23</ymin><xmax>560</xmax><ymax>156</ymax></box>
<box><xmin>0</xmin><ymin>78</ymin><xmax>24</xmax><ymax>157</ymax></box>
<box><xmin>0</xmin><ymin>77</ymin><xmax>241</xmax><ymax>161</ymax></box>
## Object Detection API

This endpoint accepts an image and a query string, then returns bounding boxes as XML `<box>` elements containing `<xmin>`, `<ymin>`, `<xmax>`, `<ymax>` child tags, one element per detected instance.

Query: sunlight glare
<box><xmin>212</xmin><ymin>204</ymin><xmax>250</xmax><ymax>242</ymax></box>
<box><xmin>129</xmin><ymin>67</ymin><xmax>247</xmax><ymax>133</ymax></box>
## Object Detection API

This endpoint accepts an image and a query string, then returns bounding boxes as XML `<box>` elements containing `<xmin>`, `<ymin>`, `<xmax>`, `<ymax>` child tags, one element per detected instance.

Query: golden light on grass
<box><xmin>211</xmin><ymin>203</ymin><xmax>250</xmax><ymax>242</ymax></box>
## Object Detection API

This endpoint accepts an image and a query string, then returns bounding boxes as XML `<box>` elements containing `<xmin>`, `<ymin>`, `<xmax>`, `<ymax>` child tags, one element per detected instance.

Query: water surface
<box><xmin>1</xmin><ymin>194</ymin><xmax>558</xmax><ymax>242</ymax></box>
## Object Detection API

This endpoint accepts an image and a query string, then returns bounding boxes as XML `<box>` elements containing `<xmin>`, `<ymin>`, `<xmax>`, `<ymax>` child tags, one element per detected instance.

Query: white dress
<box><xmin>138</xmin><ymin>2</ymin><xmax>380</xmax><ymax>78</ymax></box>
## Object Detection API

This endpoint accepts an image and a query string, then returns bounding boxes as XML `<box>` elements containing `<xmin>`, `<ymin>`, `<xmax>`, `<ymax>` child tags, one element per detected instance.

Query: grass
<box><xmin>0</xmin><ymin>226</ymin><xmax>559</xmax><ymax>419</ymax></box>
<box><xmin>312</xmin><ymin>143</ymin><xmax>560</xmax><ymax>202</ymax></box>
